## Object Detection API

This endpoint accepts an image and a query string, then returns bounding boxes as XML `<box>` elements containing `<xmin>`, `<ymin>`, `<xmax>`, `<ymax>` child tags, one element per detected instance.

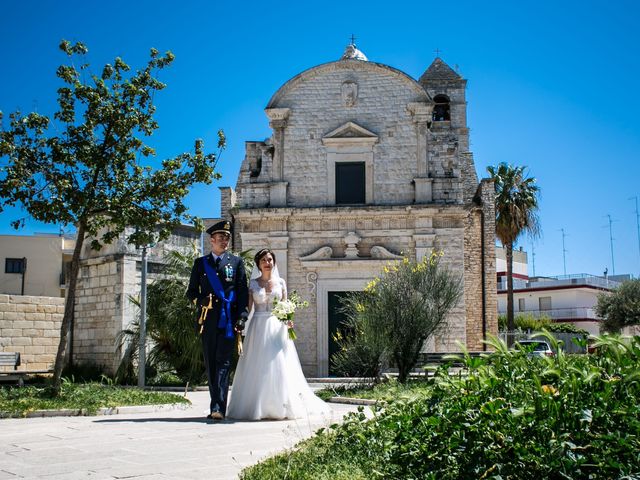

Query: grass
<box><xmin>0</xmin><ymin>380</ymin><xmax>190</xmax><ymax>417</ymax></box>
<box><xmin>316</xmin><ymin>377</ymin><xmax>432</xmax><ymax>402</ymax></box>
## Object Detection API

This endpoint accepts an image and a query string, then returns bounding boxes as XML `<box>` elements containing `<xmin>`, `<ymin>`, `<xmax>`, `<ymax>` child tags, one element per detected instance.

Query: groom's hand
<box><xmin>235</xmin><ymin>312</ymin><xmax>248</xmax><ymax>332</ymax></box>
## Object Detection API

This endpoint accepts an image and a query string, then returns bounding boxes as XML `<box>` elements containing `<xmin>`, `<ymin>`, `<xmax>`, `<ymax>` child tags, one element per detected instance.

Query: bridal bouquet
<box><xmin>272</xmin><ymin>291</ymin><xmax>308</xmax><ymax>340</ymax></box>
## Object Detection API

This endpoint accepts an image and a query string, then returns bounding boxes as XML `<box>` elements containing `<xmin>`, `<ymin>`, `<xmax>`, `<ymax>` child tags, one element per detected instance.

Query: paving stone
<box><xmin>0</xmin><ymin>391</ymin><xmax>362</xmax><ymax>479</ymax></box>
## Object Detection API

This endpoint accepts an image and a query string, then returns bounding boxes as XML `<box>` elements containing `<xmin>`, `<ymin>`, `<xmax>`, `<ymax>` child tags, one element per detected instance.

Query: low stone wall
<box><xmin>0</xmin><ymin>294</ymin><xmax>64</xmax><ymax>371</ymax></box>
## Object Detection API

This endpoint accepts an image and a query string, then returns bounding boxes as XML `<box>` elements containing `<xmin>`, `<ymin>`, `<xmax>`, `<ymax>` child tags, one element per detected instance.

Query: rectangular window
<box><xmin>5</xmin><ymin>258</ymin><xmax>25</xmax><ymax>274</ymax></box>
<box><xmin>518</xmin><ymin>298</ymin><xmax>525</xmax><ymax>312</ymax></box>
<box><xmin>335</xmin><ymin>162</ymin><xmax>365</xmax><ymax>205</ymax></box>
<box><xmin>539</xmin><ymin>297</ymin><xmax>552</xmax><ymax>311</ymax></box>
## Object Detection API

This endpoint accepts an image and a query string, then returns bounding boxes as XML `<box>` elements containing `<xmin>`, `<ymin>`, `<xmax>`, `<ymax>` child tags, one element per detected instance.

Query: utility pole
<box><xmin>138</xmin><ymin>245</ymin><xmax>148</xmax><ymax>388</ymax></box>
<box><xmin>632</xmin><ymin>196</ymin><xmax>640</xmax><ymax>275</ymax></box>
<box><xmin>606</xmin><ymin>214</ymin><xmax>616</xmax><ymax>276</ymax></box>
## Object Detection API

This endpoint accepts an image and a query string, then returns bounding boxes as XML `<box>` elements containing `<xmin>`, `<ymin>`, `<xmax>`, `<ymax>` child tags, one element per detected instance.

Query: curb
<box><xmin>328</xmin><ymin>397</ymin><xmax>377</xmax><ymax>406</ymax></box>
<box><xmin>0</xmin><ymin>402</ymin><xmax>190</xmax><ymax>419</ymax></box>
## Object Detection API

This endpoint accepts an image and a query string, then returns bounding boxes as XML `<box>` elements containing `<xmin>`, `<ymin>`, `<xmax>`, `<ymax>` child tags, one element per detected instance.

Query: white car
<box><xmin>515</xmin><ymin>339</ymin><xmax>554</xmax><ymax>357</ymax></box>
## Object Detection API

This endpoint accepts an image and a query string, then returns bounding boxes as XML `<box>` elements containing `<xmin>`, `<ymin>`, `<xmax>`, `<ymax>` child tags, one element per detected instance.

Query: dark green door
<box><xmin>328</xmin><ymin>291</ymin><xmax>354</xmax><ymax>376</ymax></box>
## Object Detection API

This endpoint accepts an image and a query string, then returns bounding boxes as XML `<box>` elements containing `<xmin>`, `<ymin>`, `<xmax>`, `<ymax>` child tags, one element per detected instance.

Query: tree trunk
<box><xmin>506</xmin><ymin>242</ymin><xmax>515</xmax><ymax>346</ymax></box>
<box><xmin>52</xmin><ymin>222</ymin><xmax>86</xmax><ymax>395</ymax></box>
<box><xmin>398</xmin><ymin>362</ymin><xmax>409</xmax><ymax>384</ymax></box>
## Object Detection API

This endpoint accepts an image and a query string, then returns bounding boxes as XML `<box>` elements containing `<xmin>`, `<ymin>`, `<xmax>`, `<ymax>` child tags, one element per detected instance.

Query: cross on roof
<box><xmin>350</xmin><ymin>34</ymin><xmax>357</xmax><ymax>45</ymax></box>
<box><xmin>434</xmin><ymin>48</ymin><xmax>441</xmax><ymax>57</ymax></box>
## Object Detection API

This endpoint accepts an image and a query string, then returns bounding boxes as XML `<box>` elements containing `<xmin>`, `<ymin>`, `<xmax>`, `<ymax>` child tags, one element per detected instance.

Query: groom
<box><xmin>186</xmin><ymin>220</ymin><xmax>249</xmax><ymax>420</ymax></box>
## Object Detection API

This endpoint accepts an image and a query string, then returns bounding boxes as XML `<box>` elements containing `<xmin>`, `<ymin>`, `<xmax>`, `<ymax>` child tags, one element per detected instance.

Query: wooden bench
<box><xmin>0</xmin><ymin>352</ymin><xmax>52</xmax><ymax>386</ymax></box>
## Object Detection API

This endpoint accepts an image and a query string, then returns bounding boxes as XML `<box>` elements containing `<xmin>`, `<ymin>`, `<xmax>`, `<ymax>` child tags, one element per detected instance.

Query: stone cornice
<box><xmin>300</xmin><ymin>257</ymin><xmax>401</xmax><ymax>270</ymax></box>
<box><xmin>234</xmin><ymin>204</ymin><xmax>467</xmax><ymax>219</ymax></box>
<box><xmin>266</xmin><ymin>60</ymin><xmax>430</xmax><ymax>109</ymax></box>
<box><xmin>264</xmin><ymin>108</ymin><xmax>290</xmax><ymax>122</ymax></box>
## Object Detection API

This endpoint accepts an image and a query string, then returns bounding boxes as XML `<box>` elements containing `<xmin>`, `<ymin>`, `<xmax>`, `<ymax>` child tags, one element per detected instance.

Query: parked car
<box><xmin>515</xmin><ymin>339</ymin><xmax>555</xmax><ymax>357</ymax></box>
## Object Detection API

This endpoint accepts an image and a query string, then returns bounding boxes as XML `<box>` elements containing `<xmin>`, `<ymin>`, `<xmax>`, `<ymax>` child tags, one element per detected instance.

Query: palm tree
<box><xmin>487</xmin><ymin>163</ymin><xmax>541</xmax><ymax>339</ymax></box>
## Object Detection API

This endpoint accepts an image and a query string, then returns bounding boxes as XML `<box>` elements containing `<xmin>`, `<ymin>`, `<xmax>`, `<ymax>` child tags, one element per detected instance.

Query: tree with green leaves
<box><xmin>0</xmin><ymin>41</ymin><xmax>224</xmax><ymax>394</ymax></box>
<box><xmin>596</xmin><ymin>279</ymin><xmax>640</xmax><ymax>333</ymax></box>
<box><xmin>487</xmin><ymin>163</ymin><xmax>540</xmax><ymax>338</ymax></box>
<box><xmin>335</xmin><ymin>253</ymin><xmax>462</xmax><ymax>383</ymax></box>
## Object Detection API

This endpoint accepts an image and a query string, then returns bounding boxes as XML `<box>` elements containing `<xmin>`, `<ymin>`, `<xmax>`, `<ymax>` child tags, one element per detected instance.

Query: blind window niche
<box><xmin>335</xmin><ymin>162</ymin><xmax>365</xmax><ymax>204</ymax></box>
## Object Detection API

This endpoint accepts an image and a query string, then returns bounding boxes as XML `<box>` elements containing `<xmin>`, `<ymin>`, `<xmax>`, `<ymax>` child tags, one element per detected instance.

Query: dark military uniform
<box><xmin>186</xmin><ymin>221</ymin><xmax>248</xmax><ymax>417</ymax></box>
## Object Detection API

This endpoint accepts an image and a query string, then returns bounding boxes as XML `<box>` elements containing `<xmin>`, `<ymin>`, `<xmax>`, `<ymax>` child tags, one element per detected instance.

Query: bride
<box><xmin>226</xmin><ymin>248</ymin><xmax>330</xmax><ymax>420</ymax></box>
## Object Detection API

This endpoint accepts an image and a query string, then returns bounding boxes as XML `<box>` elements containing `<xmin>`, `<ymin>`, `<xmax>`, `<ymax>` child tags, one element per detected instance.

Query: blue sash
<box><xmin>202</xmin><ymin>257</ymin><xmax>235</xmax><ymax>339</ymax></box>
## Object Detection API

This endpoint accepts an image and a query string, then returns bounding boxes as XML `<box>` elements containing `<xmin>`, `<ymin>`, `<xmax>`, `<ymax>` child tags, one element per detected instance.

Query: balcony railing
<box><xmin>498</xmin><ymin>273</ymin><xmax>622</xmax><ymax>291</ymax></box>
<box><xmin>498</xmin><ymin>307</ymin><xmax>601</xmax><ymax>320</ymax></box>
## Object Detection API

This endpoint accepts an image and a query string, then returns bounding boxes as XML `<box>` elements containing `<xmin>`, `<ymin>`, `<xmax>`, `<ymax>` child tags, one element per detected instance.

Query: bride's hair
<box><xmin>254</xmin><ymin>248</ymin><xmax>276</xmax><ymax>270</ymax></box>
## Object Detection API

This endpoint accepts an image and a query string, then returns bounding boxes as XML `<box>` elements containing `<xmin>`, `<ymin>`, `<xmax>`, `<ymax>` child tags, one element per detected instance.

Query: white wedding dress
<box><xmin>227</xmin><ymin>278</ymin><xmax>330</xmax><ymax>420</ymax></box>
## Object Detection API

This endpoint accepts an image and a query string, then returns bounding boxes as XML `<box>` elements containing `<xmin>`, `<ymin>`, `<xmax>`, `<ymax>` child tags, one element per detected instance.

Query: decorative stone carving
<box><xmin>341</xmin><ymin>81</ymin><xmax>358</xmax><ymax>107</ymax></box>
<box><xmin>300</xmin><ymin>246</ymin><xmax>333</xmax><ymax>260</ymax></box>
<box><xmin>343</xmin><ymin>231</ymin><xmax>362</xmax><ymax>258</ymax></box>
<box><xmin>370</xmin><ymin>246</ymin><xmax>403</xmax><ymax>260</ymax></box>
<box><xmin>306</xmin><ymin>271</ymin><xmax>318</xmax><ymax>299</ymax></box>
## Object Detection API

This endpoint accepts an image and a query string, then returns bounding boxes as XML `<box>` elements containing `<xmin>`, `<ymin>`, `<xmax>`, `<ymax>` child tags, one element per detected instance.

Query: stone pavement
<box><xmin>0</xmin><ymin>391</ymin><xmax>362</xmax><ymax>479</ymax></box>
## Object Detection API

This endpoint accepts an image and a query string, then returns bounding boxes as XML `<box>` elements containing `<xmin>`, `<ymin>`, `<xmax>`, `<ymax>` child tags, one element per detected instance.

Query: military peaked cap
<box><xmin>206</xmin><ymin>220</ymin><xmax>232</xmax><ymax>236</ymax></box>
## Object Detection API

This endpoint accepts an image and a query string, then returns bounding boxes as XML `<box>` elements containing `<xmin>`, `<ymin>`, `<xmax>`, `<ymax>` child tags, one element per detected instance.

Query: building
<box><xmin>70</xmin><ymin>225</ymin><xmax>200</xmax><ymax>372</ymax></box>
<box><xmin>223</xmin><ymin>44</ymin><xmax>497</xmax><ymax>376</ymax></box>
<box><xmin>0</xmin><ymin>233</ymin><xmax>75</xmax><ymax>297</ymax></box>
<box><xmin>496</xmin><ymin>246</ymin><xmax>630</xmax><ymax>334</ymax></box>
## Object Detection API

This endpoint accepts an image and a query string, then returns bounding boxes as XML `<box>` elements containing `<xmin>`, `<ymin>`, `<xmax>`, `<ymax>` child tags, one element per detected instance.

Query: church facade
<box><xmin>222</xmin><ymin>45</ymin><xmax>497</xmax><ymax>376</ymax></box>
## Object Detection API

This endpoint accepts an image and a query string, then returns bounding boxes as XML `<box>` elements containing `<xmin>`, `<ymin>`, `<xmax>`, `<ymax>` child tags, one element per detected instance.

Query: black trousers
<box><xmin>201</xmin><ymin>325</ymin><xmax>234</xmax><ymax>415</ymax></box>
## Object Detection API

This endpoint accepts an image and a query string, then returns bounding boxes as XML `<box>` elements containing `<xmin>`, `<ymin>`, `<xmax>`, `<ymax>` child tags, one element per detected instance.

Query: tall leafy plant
<box><xmin>117</xmin><ymin>248</ymin><xmax>203</xmax><ymax>384</ymax></box>
<box><xmin>0</xmin><ymin>41</ymin><xmax>223</xmax><ymax>394</ymax></box>
<box><xmin>487</xmin><ymin>163</ymin><xmax>540</xmax><ymax>339</ymax></box>
<box><xmin>335</xmin><ymin>253</ymin><xmax>462</xmax><ymax>383</ymax></box>
<box><xmin>596</xmin><ymin>278</ymin><xmax>640</xmax><ymax>333</ymax></box>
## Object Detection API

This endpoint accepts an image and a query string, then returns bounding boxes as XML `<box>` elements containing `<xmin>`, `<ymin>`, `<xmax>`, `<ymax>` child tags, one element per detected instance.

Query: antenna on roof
<box><xmin>604</xmin><ymin>214</ymin><xmax>616</xmax><ymax>275</ymax></box>
<box><xmin>531</xmin><ymin>243</ymin><xmax>536</xmax><ymax>277</ymax></box>
<box><xmin>631</xmin><ymin>196</ymin><xmax>640</xmax><ymax>275</ymax></box>
<box><xmin>559</xmin><ymin>228</ymin><xmax>568</xmax><ymax>276</ymax></box>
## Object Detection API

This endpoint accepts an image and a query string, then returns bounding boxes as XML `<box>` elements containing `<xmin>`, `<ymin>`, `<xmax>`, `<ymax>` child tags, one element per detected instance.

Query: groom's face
<box><xmin>210</xmin><ymin>232</ymin><xmax>230</xmax><ymax>256</ymax></box>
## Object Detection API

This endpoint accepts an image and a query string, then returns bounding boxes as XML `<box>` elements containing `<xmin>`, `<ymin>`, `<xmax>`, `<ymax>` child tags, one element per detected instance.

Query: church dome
<box><xmin>341</xmin><ymin>43</ymin><xmax>368</xmax><ymax>61</ymax></box>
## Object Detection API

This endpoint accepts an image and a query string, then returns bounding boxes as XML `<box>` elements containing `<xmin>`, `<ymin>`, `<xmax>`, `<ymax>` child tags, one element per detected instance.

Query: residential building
<box><xmin>496</xmin><ymin>246</ymin><xmax>630</xmax><ymax>334</ymax></box>
<box><xmin>0</xmin><ymin>233</ymin><xmax>75</xmax><ymax>297</ymax></box>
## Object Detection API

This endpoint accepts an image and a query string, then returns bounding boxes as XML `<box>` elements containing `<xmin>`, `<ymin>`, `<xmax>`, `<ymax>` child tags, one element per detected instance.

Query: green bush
<box><xmin>596</xmin><ymin>278</ymin><xmax>640</xmax><ymax>333</ymax></box>
<box><xmin>498</xmin><ymin>314</ymin><xmax>588</xmax><ymax>335</ymax></box>
<box><xmin>545</xmin><ymin>322</ymin><xmax>588</xmax><ymax>334</ymax></box>
<box><xmin>243</xmin><ymin>333</ymin><xmax>640</xmax><ymax>479</ymax></box>
<box><xmin>332</xmin><ymin>253</ymin><xmax>462</xmax><ymax>383</ymax></box>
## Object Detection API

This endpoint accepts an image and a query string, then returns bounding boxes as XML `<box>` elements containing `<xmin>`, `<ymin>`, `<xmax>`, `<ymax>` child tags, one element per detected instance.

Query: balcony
<box><xmin>498</xmin><ymin>273</ymin><xmax>624</xmax><ymax>292</ymax></box>
<box><xmin>498</xmin><ymin>307</ymin><xmax>601</xmax><ymax>321</ymax></box>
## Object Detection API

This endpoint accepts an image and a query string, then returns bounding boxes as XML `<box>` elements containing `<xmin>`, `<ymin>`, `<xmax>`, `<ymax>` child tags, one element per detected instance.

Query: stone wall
<box><xmin>73</xmin><ymin>225</ymin><xmax>199</xmax><ymax>374</ymax></box>
<box><xmin>0</xmin><ymin>294</ymin><xmax>63</xmax><ymax>371</ymax></box>
<box><xmin>74</xmin><ymin>253</ymin><xmax>137</xmax><ymax>373</ymax></box>
<box><xmin>463</xmin><ymin>179</ymin><xmax>498</xmax><ymax>351</ymax></box>
<box><xmin>237</xmin><ymin>204</ymin><xmax>475</xmax><ymax>375</ymax></box>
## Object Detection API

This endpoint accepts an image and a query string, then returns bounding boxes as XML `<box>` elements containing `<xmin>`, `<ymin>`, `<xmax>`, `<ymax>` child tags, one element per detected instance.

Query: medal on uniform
<box><xmin>224</xmin><ymin>264</ymin><xmax>234</xmax><ymax>282</ymax></box>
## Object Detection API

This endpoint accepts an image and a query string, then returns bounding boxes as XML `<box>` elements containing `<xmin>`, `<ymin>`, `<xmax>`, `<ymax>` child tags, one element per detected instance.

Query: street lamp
<box><xmin>138</xmin><ymin>244</ymin><xmax>148</xmax><ymax>388</ymax></box>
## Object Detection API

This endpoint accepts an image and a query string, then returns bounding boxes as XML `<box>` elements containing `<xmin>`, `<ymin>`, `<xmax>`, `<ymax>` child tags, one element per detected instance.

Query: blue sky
<box><xmin>1</xmin><ymin>0</ymin><xmax>639</xmax><ymax>278</ymax></box>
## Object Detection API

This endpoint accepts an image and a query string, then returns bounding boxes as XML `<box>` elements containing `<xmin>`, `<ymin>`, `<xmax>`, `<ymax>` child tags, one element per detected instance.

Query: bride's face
<box><xmin>258</xmin><ymin>253</ymin><xmax>275</xmax><ymax>274</ymax></box>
